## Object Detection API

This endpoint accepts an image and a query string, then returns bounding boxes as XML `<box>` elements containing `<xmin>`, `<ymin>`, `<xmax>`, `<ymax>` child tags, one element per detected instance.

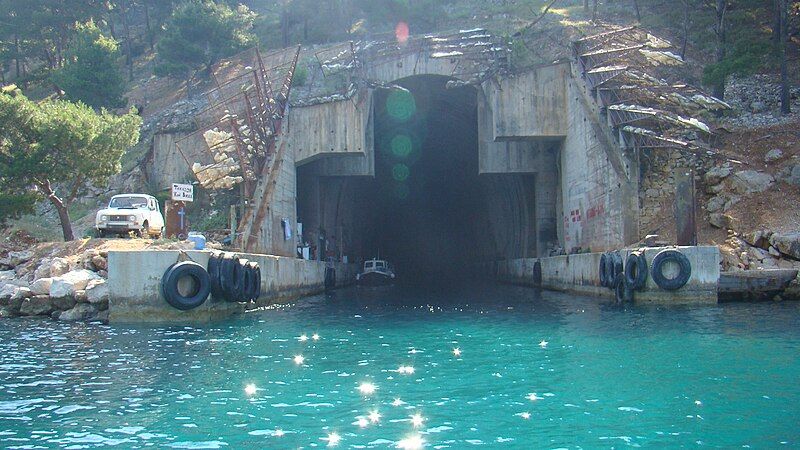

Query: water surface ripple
<box><xmin>1</xmin><ymin>284</ymin><xmax>799</xmax><ymax>448</ymax></box>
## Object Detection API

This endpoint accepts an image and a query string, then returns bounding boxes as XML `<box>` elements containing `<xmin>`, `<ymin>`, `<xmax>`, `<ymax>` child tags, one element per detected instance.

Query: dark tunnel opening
<box><xmin>371</xmin><ymin>76</ymin><xmax>482</xmax><ymax>280</ymax></box>
<box><xmin>296</xmin><ymin>75</ymin><xmax>542</xmax><ymax>286</ymax></box>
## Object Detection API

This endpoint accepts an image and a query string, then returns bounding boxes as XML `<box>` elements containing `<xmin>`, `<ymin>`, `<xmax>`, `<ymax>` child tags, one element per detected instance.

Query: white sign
<box><xmin>171</xmin><ymin>183</ymin><xmax>194</xmax><ymax>202</ymax></box>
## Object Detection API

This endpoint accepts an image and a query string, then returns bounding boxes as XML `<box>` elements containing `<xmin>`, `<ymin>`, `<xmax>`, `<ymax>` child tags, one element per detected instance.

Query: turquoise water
<box><xmin>1</xmin><ymin>284</ymin><xmax>799</xmax><ymax>449</ymax></box>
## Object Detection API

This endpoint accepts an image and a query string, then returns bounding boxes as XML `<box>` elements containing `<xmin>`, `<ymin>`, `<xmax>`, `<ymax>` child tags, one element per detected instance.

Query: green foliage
<box><xmin>702</xmin><ymin>36</ymin><xmax>774</xmax><ymax>88</ymax></box>
<box><xmin>0</xmin><ymin>90</ymin><xmax>141</xmax><ymax>227</ymax></box>
<box><xmin>293</xmin><ymin>64</ymin><xmax>309</xmax><ymax>86</ymax></box>
<box><xmin>51</xmin><ymin>21</ymin><xmax>126</xmax><ymax>109</ymax></box>
<box><xmin>155</xmin><ymin>0</ymin><xmax>257</xmax><ymax>77</ymax></box>
<box><xmin>194</xmin><ymin>210</ymin><xmax>228</xmax><ymax>231</ymax></box>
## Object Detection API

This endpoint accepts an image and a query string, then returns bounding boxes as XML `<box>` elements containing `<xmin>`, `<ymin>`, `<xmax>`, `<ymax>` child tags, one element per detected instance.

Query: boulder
<box><xmin>33</xmin><ymin>259</ymin><xmax>51</xmax><ymax>280</ymax></box>
<box><xmin>58</xmin><ymin>303</ymin><xmax>98</xmax><ymax>322</ymax></box>
<box><xmin>10</xmin><ymin>287</ymin><xmax>32</xmax><ymax>301</ymax></box>
<box><xmin>709</xmin><ymin>213</ymin><xmax>738</xmax><ymax>230</ymax></box>
<box><xmin>49</xmin><ymin>258</ymin><xmax>70</xmax><ymax>278</ymax></box>
<box><xmin>7</xmin><ymin>250</ymin><xmax>33</xmax><ymax>267</ymax></box>
<box><xmin>93</xmin><ymin>309</ymin><xmax>109</xmax><ymax>323</ymax></box>
<box><xmin>19</xmin><ymin>296</ymin><xmax>54</xmax><ymax>316</ymax></box>
<box><xmin>49</xmin><ymin>270</ymin><xmax>101</xmax><ymax>299</ymax></box>
<box><xmin>74</xmin><ymin>290</ymin><xmax>88</xmax><ymax>303</ymax></box>
<box><xmin>0</xmin><ymin>307</ymin><xmax>17</xmax><ymax>318</ymax></box>
<box><xmin>781</xmin><ymin>164</ymin><xmax>800</xmax><ymax>186</ymax></box>
<box><xmin>0</xmin><ymin>270</ymin><xmax>16</xmax><ymax>284</ymax></box>
<box><xmin>91</xmin><ymin>255</ymin><xmax>108</xmax><ymax>271</ymax></box>
<box><xmin>706</xmin><ymin>195</ymin><xmax>726</xmax><ymax>213</ymax></box>
<box><xmin>704</xmin><ymin>166</ymin><xmax>732</xmax><ymax>186</ymax></box>
<box><xmin>765</xmin><ymin>148</ymin><xmax>784</xmax><ymax>162</ymax></box>
<box><xmin>728</xmin><ymin>170</ymin><xmax>774</xmax><ymax>194</ymax></box>
<box><xmin>86</xmin><ymin>280</ymin><xmax>109</xmax><ymax>308</ymax></box>
<box><xmin>742</xmin><ymin>230</ymin><xmax>772</xmax><ymax>249</ymax></box>
<box><xmin>51</xmin><ymin>296</ymin><xmax>77</xmax><ymax>311</ymax></box>
<box><xmin>769</xmin><ymin>233</ymin><xmax>800</xmax><ymax>260</ymax></box>
<box><xmin>30</xmin><ymin>278</ymin><xmax>54</xmax><ymax>296</ymax></box>
<box><xmin>0</xmin><ymin>284</ymin><xmax>19</xmax><ymax>301</ymax></box>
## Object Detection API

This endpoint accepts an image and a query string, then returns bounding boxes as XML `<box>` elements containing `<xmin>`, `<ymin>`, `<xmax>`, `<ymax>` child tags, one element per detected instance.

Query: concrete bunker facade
<box><xmin>270</xmin><ymin>53</ymin><xmax>639</xmax><ymax>272</ymax></box>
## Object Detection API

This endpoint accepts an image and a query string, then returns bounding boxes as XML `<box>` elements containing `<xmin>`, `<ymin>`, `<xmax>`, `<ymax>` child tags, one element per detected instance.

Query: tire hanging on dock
<box><xmin>219</xmin><ymin>254</ymin><xmax>244</xmax><ymax>302</ymax></box>
<box><xmin>651</xmin><ymin>249</ymin><xmax>692</xmax><ymax>291</ymax></box>
<box><xmin>161</xmin><ymin>261</ymin><xmax>211</xmax><ymax>311</ymax></box>
<box><xmin>625</xmin><ymin>252</ymin><xmax>648</xmax><ymax>291</ymax></box>
<box><xmin>599</xmin><ymin>253</ymin><xmax>609</xmax><ymax>287</ymax></box>
<box><xmin>207</xmin><ymin>252</ymin><xmax>224</xmax><ymax>299</ymax></box>
<box><xmin>605</xmin><ymin>252</ymin><xmax>623</xmax><ymax>289</ymax></box>
<box><xmin>247</xmin><ymin>261</ymin><xmax>262</xmax><ymax>302</ymax></box>
<box><xmin>613</xmin><ymin>273</ymin><xmax>627</xmax><ymax>305</ymax></box>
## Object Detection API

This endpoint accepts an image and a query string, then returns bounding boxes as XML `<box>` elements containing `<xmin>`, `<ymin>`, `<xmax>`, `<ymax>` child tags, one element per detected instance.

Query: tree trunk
<box><xmin>713</xmin><ymin>0</ymin><xmax>728</xmax><ymax>100</ymax></box>
<box><xmin>584</xmin><ymin>0</ymin><xmax>589</xmax><ymax>13</ymax></box>
<box><xmin>780</xmin><ymin>0</ymin><xmax>791</xmax><ymax>115</ymax></box>
<box><xmin>14</xmin><ymin>35</ymin><xmax>20</xmax><ymax>79</ymax></box>
<box><xmin>773</xmin><ymin>0</ymin><xmax>782</xmax><ymax>44</ymax></box>
<box><xmin>120</xmin><ymin>0</ymin><xmax>134</xmax><ymax>81</ymax></box>
<box><xmin>592</xmin><ymin>0</ymin><xmax>599</xmax><ymax>21</ymax></box>
<box><xmin>633</xmin><ymin>0</ymin><xmax>641</xmax><ymax>22</ymax></box>
<box><xmin>144</xmin><ymin>2</ymin><xmax>154</xmax><ymax>52</ymax></box>
<box><xmin>680</xmin><ymin>1</ymin><xmax>690</xmax><ymax>59</ymax></box>
<box><xmin>40</xmin><ymin>180</ymin><xmax>75</xmax><ymax>242</ymax></box>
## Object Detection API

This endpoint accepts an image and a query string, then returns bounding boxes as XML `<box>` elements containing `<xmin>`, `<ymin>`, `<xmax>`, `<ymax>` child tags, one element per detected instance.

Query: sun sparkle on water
<box><xmin>294</xmin><ymin>354</ymin><xmax>305</xmax><ymax>365</ymax></box>
<box><xmin>358</xmin><ymin>382</ymin><xmax>377</xmax><ymax>395</ymax></box>
<box><xmin>410</xmin><ymin>413</ymin><xmax>424</xmax><ymax>428</ymax></box>
<box><xmin>244</xmin><ymin>384</ymin><xmax>256</xmax><ymax>396</ymax></box>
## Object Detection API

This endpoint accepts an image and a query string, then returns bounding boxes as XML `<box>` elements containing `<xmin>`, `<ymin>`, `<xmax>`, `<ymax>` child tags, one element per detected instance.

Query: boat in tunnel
<box><xmin>356</xmin><ymin>258</ymin><xmax>396</xmax><ymax>286</ymax></box>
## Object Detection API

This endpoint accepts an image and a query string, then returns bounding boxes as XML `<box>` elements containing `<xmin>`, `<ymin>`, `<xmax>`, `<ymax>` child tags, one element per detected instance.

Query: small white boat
<box><xmin>356</xmin><ymin>259</ymin><xmax>396</xmax><ymax>286</ymax></box>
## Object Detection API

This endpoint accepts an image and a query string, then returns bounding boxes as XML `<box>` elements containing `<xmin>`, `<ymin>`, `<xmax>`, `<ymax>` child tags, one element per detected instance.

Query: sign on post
<box><xmin>171</xmin><ymin>183</ymin><xmax>194</xmax><ymax>202</ymax></box>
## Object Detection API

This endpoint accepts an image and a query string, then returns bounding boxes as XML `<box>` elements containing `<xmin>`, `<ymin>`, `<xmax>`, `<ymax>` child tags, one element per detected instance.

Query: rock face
<box><xmin>85</xmin><ymin>280</ymin><xmax>109</xmax><ymax>310</ymax></box>
<box><xmin>704</xmin><ymin>166</ymin><xmax>732</xmax><ymax>185</ymax></box>
<box><xmin>728</xmin><ymin>170</ymin><xmax>775</xmax><ymax>194</ymax></box>
<box><xmin>19</xmin><ymin>296</ymin><xmax>54</xmax><ymax>316</ymax></box>
<box><xmin>765</xmin><ymin>149</ymin><xmax>784</xmax><ymax>162</ymax></box>
<box><xmin>30</xmin><ymin>278</ymin><xmax>54</xmax><ymax>296</ymax></box>
<box><xmin>7</xmin><ymin>250</ymin><xmax>33</xmax><ymax>267</ymax></box>
<box><xmin>0</xmin><ymin>284</ymin><xmax>19</xmax><ymax>300</ymax></box>
<box><xmin>709</xmin><ymin>213</ymin><xmax>737</xmax><ymax>230</ymax></box>
<box><xmin>780</xmin><ymin>164</ymin><xmax>800</xmax><ymax>186</ymax></box>
<box><xmin>49</xmin><ymin>270</ymin><xmax>101</xmax><ymax>299</ymax></box>
<box><xmin>59</xmin><ymin>303</ymin><xmax>98</xmax><ymax>321</ymax></box>
<box><xmin>770</xmin><ymin>233</ymin><xmax>800</xmax><ymax>260</ymax></box>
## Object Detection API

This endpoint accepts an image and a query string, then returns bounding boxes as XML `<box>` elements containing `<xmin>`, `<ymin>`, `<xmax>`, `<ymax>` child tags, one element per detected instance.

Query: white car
<box><xmin>96</xmin><ymin>194</ymin><xmax>165</xmax><ymax>238</ymax></box>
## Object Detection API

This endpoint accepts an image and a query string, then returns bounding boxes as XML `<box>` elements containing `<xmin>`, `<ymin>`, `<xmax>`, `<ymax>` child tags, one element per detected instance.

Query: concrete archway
<box><xmin>296</xmin><ymin>74</ymin><xmax>543</xmax><ymax>281</ymax></box>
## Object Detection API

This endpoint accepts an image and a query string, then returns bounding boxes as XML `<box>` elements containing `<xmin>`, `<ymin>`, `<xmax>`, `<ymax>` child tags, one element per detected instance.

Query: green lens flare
<box><xmin>386</xmin><ymin>90</ymin><xmax>416</xmax><ymax>122</ymax></box>
<box><xmin>394</xmin><ymin>183</ymin><xmax>410</xmax><ymax>200</ymax></box>
<box><xmin>392</xmin><ymin>163</ymin><xmax>410</xmax><ymax>181</ymax></box>
<box><xmin>390</xmin><ymin>134</ymin><xmax>413</xmax><ymax>158</ymax></box>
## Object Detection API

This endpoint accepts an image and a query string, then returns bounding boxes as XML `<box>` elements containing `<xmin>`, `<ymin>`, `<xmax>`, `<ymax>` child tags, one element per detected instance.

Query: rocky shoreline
<box><xmin>0</xmin><ymin>249</ymin><xmax>110</xmax><ymax>322</ymax></box>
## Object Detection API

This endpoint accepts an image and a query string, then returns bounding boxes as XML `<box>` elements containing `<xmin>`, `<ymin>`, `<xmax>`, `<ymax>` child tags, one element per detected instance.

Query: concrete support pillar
<box><xmin>534</xmin><ymin>146</ymin><xmax>559</xmax><ymax>257</ymax></box>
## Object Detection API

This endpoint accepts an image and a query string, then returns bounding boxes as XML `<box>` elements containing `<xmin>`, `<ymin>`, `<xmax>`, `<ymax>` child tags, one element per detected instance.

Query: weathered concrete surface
<box><xmin>108</xmin><ymin>250</ymin><xmax>358</xmax><ymax>323</ymax></box>
<box><xmin>148</xmin><ymin>132</ymin><xmax>192</xmax><ymax>190</ymax></box>
<box><xmin>289</xmin><ymin>90</ymin><xmax>374</xmax><ymax>166</ymax></box>
<box><xmin>491</xmin><ymin>246</ymin><xmax>720</xmax><ymax>304</ymax></box>
<box><xmin>558</xmin><ymin>69</ymin><xmax>639</xmax><ymax>252</ymax></box>
<box><xmin>483</xmin><ymin>64</ymin><xmax>568</xmax><ymax>139</ymax></box>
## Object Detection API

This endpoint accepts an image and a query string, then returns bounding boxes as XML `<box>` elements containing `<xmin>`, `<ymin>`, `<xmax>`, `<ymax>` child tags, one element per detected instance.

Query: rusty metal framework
<box><xmin>573</xmin><ymin>26</ymin><xmax>729</xmax><ymax>155</ymax></box>
<box><xmin>173</xmin><ymin>46</ymin><xmax>301</xmax><ymax>251</ymax></box>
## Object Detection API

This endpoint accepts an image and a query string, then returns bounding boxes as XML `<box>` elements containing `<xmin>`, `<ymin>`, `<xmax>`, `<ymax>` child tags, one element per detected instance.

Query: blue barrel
<box><xmin>187</xmin><ymin>233</ymin><xmax>206</xmax><ymax>250</ymax></box>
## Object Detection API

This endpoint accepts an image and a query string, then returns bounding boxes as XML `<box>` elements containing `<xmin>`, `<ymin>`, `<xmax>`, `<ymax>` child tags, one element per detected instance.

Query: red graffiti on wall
<box><xmin>586</xmin><ymin>203</ymin><xmax>606</xmax><ymax>220</ymax></box>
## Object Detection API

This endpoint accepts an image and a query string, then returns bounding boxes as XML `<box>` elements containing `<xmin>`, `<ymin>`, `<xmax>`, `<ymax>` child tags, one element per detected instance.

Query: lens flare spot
<box><xmin>386</xmin><ymin>90</ymin><xmax>416</xmax><ymax>122</ymax></box>
<box><xmin>395</xmin><ymin>21</ymin><xmax>409</xmax><ymax>44</ymax></box>
<box><xmin>390</xmin><ymin>135</ymin><xmax>413</xmax><ymax>158</ymax></box>
<box><xmin>392</xmin><ymin>164</ymin><xmax>410</xmax><ymax>182</ymax></box>
<box><xmin>394</xmin><ymin>183</ymin><xmax>410</xmax><ymax>200</ymax></box>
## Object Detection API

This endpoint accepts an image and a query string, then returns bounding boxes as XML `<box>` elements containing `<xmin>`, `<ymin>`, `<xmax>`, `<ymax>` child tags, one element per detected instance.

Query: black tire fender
<box><xmin>235</xmin><ymin>259</ymin><xmax>254</xmax><ymax>303</ymax></box>
<box><xmin>599</xmin><ymin>253</ymin><xmax>609</xmax><ymax>287</ymax></box>
<box><xmin>613</xmin><ymin>273</ymin><xmax>626</xmax><ymax>305</ymax></box>
<box><xmin>161</xmin><ymin>261</ymin><xmax>210</xmax><ymax>311</ymax></box>
<box><xmin>533</xmin><ymin>260</ymin><xmax>542</xmax><ymax>287</ymax></box>
<box><xmin>651</xmin><ymin>249</ymin><xmax>692</xmax><ymax>291</ymax></box>
<box><xmin>625</xmin><ymin>252</ymin><xmax>649</xmax><ymax>291</ymax></box>
<box><xmin>219</xmin><ymin>254</ymin><xmax>243</xmax><ymax>302</ymax></box>
<box><xmin>247</xmin><ymin>261</ymin><xmax>261</xmax><ymax>301</ymax></box>
<box><xmin>207</xmin><ymin>252</ymin><xmax>224</xmax><ymax>299</ymax></box>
